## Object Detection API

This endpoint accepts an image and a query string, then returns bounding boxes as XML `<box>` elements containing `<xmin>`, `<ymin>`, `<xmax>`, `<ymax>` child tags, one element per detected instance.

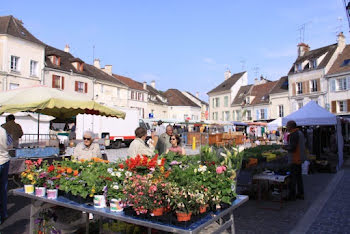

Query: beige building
<box><xmin>325</xmin><ymin>44</ymin><xmax>350</xmax><ymax>116</ymax></box>
<box><xmin>145</xmin><ymin>81</ymin><xmax>168</xmax><ymax>119</ymax></box>
<box><xmin>288</xmin><ymin>33</ymin><xmax>346</xmax><ymax>112</ymax></box>
<box><xmin>207</xmin><ymin>71</ymin><xmax>248</xmax><ymax>121</ymax></box>
<box><xmin>182</xmin><ymin>91</ymin><xmax>209</xmax><ymax>120</ymax></box>
<box><xmin>269</xmin><ymin>76</ymin><xmax>290</xmax><ymax>119</ymax></box>
<box><xmin>164</xmin><ymin>89</ymin><xmax>201</xmax><ymax>121</ymax></box>
<box><xmin>0</xmin><ymin>16</ymin><xmax>45</xmax><ymax>91</ymax></box>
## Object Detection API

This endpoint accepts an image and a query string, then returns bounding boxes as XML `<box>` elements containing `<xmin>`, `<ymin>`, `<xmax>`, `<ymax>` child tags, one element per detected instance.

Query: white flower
<box><xmin>115</xmin><ymin>172</ymin><xmax>122</xmax><ymax>178</ymax></box>
<box><xmin>220</xmin><ymin>152</ymin><xmax>227</xmax><ymax>157</ymax></box>
<box><xmin>198</xmin><ymin>165</ymin><xmax>207</xmax><ymax>172</ymax></box>
<box><xmin>113</xmin><ymin>184</ymin><xmax>119</xmax><ymax>190</ymax></box>
<box><xmin>238</xmin><ymin>146</ymin><xmax>245</xmax><ymax>152</ymax></box>
<box><xmin>157</xmin><ymin>159</ymin><xmax>162</xmax><ymax>165</ymax></box>
<box><xmin>118</xmin><ymin>168</ymin><xmax>124</xmax><ymax>172</ymax></box>
<box><xmin>194</xmin><ymin>168</ymin><xmax>198</xmax><ymax>173</ymax></box>
<box><xmin>107</xmin><ymin>168</ymin><xmax>113</xmax><ymax>174</ymax></box>
<box><xmin>111</xmin><ymin>172</ymin><xmax>116</xmax><ymax>176</ymax></box>
<box><xmin>125</xmin><ymin>171</ymin><xmax>132</xmax><ymax>177</ymax></box>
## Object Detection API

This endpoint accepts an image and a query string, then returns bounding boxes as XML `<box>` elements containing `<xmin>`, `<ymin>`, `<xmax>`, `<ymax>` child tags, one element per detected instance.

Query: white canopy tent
<box><xmin>267</xmin><ymin>117</ymin><xmax>282</xmax><ymax>131</ymax></box>
<box><xmin>282</xmin><ymin>101</ymin><xmax>343</xmax><ymax>168</ymax></box>
<box><xmin>282</xmin><ymin>101</ymin><xmax>337</xmax><ymax>126</ymax></box>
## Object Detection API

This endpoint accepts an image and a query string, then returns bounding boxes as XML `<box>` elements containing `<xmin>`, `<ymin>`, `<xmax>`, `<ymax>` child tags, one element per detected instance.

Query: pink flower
<box><xmin>216</xmin><ymin>166</ymin><xmax>223</xmax><ymax>174</ymax></box>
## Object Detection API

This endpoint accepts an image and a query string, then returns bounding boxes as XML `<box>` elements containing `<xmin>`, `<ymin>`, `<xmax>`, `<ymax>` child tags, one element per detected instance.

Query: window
<box><xmin>30</xmin><ymin>60</ymin><xmax>38</xmax><ymax>76</ymax></box>
<box><xmin>236</xmin><ymin>110</ymin><xmax>241</xmax><ymax>121</ymax></box>
<box><xmin>232</xmin><ymin>111</ymin><xmax>235</xmax><ymax>121</ymax></box>
<box><xmin>298</xmin><ymin>101</ymin><xmax>303</xmax><ymax>110</ymax></box>
<box><xmin>310</xmin><ymin>80</ymin><xmax>317</xmax><ymax>92</ymax></box>
<box><xmin>339</xmin><ymin>101</ymin><xmax>347</xmax><ymax>112</ymax></box>
<box><xmin>212</xmin><ymin>98</ymin><xmax>215</xmax><ymax>108</ymax></box>
<box><xmin>52</xmin><ymin>75</ymin><xmax>64</xmax><ymax>89</ymax></box>
<box><xmin>77</xmin><ymin>82</ymin><xmax>85</xmax><ymax>93</ymax></box>
<box><xmin>278</xmin><ymin>105</ymin><xmax>284</xmax><ymax>117</ymax></box>
<box><xmin>131</xmin><ymin>91</ymin><xmax>134</xmax><ymax>100</ymax></box>
<box><xmin>9</xmin><ymin>83</ymin><xmax>19</xmax><ymax>90</ymax></box>
<box><xmin>311</xmin><ymin>59</ymin><xmax>317</xmax><ymax>69</ymax></box>
<box><xmin>215</xmin><ymin>97</ymin><xmax>220</xmax><ymax>108</ymax></box>
<box><xmin>10</xmin><ymin>56</ymin><xmax>20</xmax><ymax>71</ymax></box>
<box><xmin>100</xmin><ymin>84</ymin><xmax>104</xmax><ymax>93</ymax></box>
<box><xmin>297</xmin><ymin>82</ymin><xmax>303</xmax><ymax>94</ymax></box>
<box><xmin>260</xmin><ymin>109</ymin><xmax>265</xmax><ymax>120</ymax></box>
<box><xmin>337</xmin><ymin>78</ymin><xmax>347</xmax><ymax>91</ymax></box>
<box><xmin>212</xmin><ymin>112</ymin><xmax>215</xmax><ymax>120</ymax></box>
<box><xmin>52</xmin><ymin>56</ymin><xmax>60</xmax><ymax>66</ymax></box>
<box><xmin>341</xmin><ymin>59</ymin><xmax>350</xmax><ymax>67</ymax></box>
<box><xmin>296</xmin><ymin>63</ymin><xmax>302</xmax><ymax>72</ymax></box>
<box><xmin>246</xmin><ymin>96</ymin><xmax>250</xmax><ymax>104</ymax></box>
<box><xmin>224</xmin><ymin>96</ymin><xmax>228</xmax><ymax>107</ymax></box>
<box><xmin>246</xmin><ymin>110</ymin><xmax>252</xmax><ymax>120</ymax></box>
<box><xmin>225</xmin><ymin>111</ymin><xmax>230</xmax><ymax>121</ymax></box>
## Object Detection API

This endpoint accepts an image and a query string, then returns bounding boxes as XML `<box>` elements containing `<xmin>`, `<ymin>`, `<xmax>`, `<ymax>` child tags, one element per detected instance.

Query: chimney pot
<box><xmin>337</xmin><ymin>32</ymin><xmax>346</xmax><ymax>51</ymax></box>
<box><xmin>64</xmin><ymin>44</ymin><xmax>70</xmax><ymax>53</ymax></box>
<box><xmin>151</xmin><ymin>80</ymin><xmax>156</xmax><ymax>89</ymax></box>
<box><xmin>143</xmin><ymin>82</ymin><xmax>147</xmax><ymax>90</ymax></box>
<box><xmin>224</xmin><ymin>70</ymin><xmax>231</xmax><ymax>80</ymax></box>
<box><xmin>196</xmin><ymin>92</ymin><xmax>199</xmax><ymax>98</ymax></box>
<box><xmin>102</xmin><ymin>65</ymin><xmax>112</xmax><ymax>75</ymax></box>
<box><xmin>93</xmin><ymin>59</ymin><xmax>100</xmax><ymax>69</ymax></box>
<box><xmin>297</xmin><ymin>43</ymin><xmax>310</xmax><ymax>57</ymax></box>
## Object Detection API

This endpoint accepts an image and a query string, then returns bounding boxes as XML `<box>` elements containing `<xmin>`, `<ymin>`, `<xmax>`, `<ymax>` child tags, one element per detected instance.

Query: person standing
<box><xmin>1</xmin><ymin>114</ymin><xmax>23</xmax><ymax>148</ymax></box>
<box><xmin>73</xmin><ymin>131</ymin><xmax>102</xmax><ymax>161</ymax></box>
<box><xmin>0</xmin><ymin>127</ymin><xmax>10</xmax><ymax>224</ymax></box>
<box><xmin>283</xmin><ymin>120</ymin><xmax>306</xmax><ymax>200</ymax></box>
<box><xmin>156</xmin><ymin>125</ymin><xmax>173</xmax><ymax>155</ymax></box>
<box><xmin>128</xmin><ymin>127</ymin><xmax>155</xmax><ymax>157</ymax></box>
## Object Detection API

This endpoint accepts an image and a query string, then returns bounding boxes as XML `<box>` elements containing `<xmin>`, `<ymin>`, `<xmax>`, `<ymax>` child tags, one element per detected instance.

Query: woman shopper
<box><xmin>165</xmin><ymin>134</ymin><xmax>186</xmax><ymax>155</ymax></box>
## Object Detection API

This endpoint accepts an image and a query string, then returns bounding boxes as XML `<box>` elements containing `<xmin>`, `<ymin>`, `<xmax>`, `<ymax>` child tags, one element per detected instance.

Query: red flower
<box><xmin>47</xmin><ymin>165</ymin><xmax>55</xmax><ymax>173</ymax></box>
<box><xmin>25</xmin><ymin>160</ymin><xmax>33</xmax><ymax>166</ymax></box>
<box><xmin>118</xmin><ymin>163</ymin><xmax>124</xmax><ymax>169</ymax></box>
<box><xmin>37</xmin><ymin>158</ymin><xmax>43</xmax><ymax>165</ymax></box>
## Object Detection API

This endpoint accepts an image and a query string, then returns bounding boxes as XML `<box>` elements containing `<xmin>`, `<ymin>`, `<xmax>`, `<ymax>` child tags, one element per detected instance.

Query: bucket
<box><xmin>94</xmin><ymin>195</ymin><xmax>106</xmax><ymax>208</ymax></box>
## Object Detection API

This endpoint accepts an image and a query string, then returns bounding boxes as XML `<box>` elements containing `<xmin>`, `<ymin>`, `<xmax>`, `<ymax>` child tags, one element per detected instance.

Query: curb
<box><xmin>290</xmin><ymin>169</ymin><xmax>345</xmax><ymax>234</ymax></box>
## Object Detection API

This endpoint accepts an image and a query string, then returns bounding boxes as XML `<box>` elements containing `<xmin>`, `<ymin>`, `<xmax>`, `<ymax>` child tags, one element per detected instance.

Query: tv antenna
<box><xmin>253</xmin><ymin>65</ymin><xmax>260</xmax><ymax>79</ymax></box>
<box><xmin>336</xmin><ymin>17</ymin><xmax>343</xmax><ymax>35</ymax></box>
<box><xmin>92</xmin><ymin>45</ymin><xmax>95</xmax><ymax>62</ymax></box>
<box><xmin>240</xmin><ymin>59</ymin><xmax>246</xmax><ymax>71</ymax></box>
<box><xmin>297</xmin><ymin>22</ymin><xmax>312</xmax><ymax>43</ymax></box>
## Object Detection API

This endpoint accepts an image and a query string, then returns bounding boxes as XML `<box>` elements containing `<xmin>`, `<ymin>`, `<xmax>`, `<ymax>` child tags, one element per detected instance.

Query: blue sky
<box><xmin>1</xmin><ymin>0</ymin><xmax>348</xmax><ymax>101</ymax></box>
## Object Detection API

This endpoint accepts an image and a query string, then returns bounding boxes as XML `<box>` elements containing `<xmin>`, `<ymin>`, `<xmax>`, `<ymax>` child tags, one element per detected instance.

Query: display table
<box><xmin>13</xmin><ymin>188</ymin><xmax>248</xmax><ymax>234</ymax></box>
<box><xmin>253</xmin><ymin>173</ymin><xmax>289</xmax><ymax>210</ymax></box>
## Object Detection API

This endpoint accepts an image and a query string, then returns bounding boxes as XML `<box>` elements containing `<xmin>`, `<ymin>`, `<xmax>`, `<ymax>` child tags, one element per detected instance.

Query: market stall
<box><xmin>282</xmin><ymin>101</ymin><xmax>343</xmax><ymax>169</ymax></box>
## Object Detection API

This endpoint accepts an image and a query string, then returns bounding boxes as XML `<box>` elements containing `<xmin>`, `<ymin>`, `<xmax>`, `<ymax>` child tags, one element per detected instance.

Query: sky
<box><xmin>1</xmin><ymin>0</ymin><xmax>349</xmax><ymax>101</ymax></box>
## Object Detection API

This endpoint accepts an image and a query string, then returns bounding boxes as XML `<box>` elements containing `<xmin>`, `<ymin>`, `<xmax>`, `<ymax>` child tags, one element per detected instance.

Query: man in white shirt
<box><xmin>0</xmin><ymin>127</ymin><xmax>10</xmax><ymax>224</ymax></box>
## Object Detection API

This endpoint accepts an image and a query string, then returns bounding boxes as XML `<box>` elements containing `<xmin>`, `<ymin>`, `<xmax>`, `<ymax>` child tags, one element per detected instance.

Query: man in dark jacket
<box><xmin>283</xmin><ymin>120</ymin><xmax>306</xmax><ymax>200</ymax></box>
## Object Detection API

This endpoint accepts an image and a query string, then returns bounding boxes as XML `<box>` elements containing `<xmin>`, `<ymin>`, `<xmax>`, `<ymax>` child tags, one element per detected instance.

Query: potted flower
<box><xmin>21</xmin><ymin>159</ymin><xmax>42</xmax><ymax>194</ymax></box>
<box><xmin>168</xmin><ymin>184</ymin><xmax>196</xmax><ymax>221</ymax></box>
<box><xmin>44</xmin><ymin>162</ymin><xmax>61</xmax><ymax>199</ymax></box>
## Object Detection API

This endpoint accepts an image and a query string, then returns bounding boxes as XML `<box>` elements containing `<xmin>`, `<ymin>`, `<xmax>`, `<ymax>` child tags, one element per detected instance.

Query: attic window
<box><xmin>341</xmin><ymin>59</ymin><xmax>350</xmax><ymax>67</ymax></box>
<box><xmin>296</xmin><ymin>63</ymin><xmax>302</xmax><ymax>72</ymax></box>
<box><xmin>51</xmin><ymin>56</ymin><xmax>60</xmax><ymax>66</ymax></box>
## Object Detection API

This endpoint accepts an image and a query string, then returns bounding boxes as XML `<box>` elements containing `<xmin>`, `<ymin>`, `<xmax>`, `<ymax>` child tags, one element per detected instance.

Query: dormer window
<box><xmin>311</xmin><ymin>59</ymin><xmax>317</xmax><ymax>69</ymax></box>
<box><xmin>72</xmin><ymin>62</ymin><xmax>84</xmax><ymax>72</ymax></box>
<box><xmin>296</xmin><ymin>63</ymin><xmax>302</xmax><ymax>72</ymax></box>
<box><xmin>246</xmin><ymin>97</ymin><xmax>250</xmax><ymax>104</ymax></box>
<box><xmin>49</xmin><ymin>55</ymin><xmax>60</xmax><ymax>66</ymax></box>
<box><xmin>341</xmin><ymin>59</ymin><xmax>350</xmax><ymax>67</ymax></box>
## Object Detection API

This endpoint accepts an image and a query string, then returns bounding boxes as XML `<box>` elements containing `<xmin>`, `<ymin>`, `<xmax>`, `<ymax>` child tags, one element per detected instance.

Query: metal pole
<box><xmin>37</xmin><ymin>113</ymin><xmax>40</xmax><ymax>145</ymax></box>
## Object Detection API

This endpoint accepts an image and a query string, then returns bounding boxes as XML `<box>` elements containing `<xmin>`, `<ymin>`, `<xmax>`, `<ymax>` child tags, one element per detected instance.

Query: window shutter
<box><xmin>57</xmin><ymin>57</ymin><xmax>61</xmax><ymax>66</ymax></box>
<box><xmin>264</xmin><ymin>108</ymin><xmax>268</xmax><ymax>119</ymax></box>
<box><xmin>61</xmin><ymin>77</ymin><xmax>64</xmax><ymax>90</ymax></box>
<box><xmin>316</xmin><ymin>79</ymin><xmax>320</xmax><ymax>92</ymax></box>
<box><xmin>331</xmin><ymin>80</ymin><xmax>336</xmax><ymax>92</ymax></box>
<box><xmin>256</xmin><ymin>110</ymin><xmax>259</xmax><ymax>120</ymax></box>
<box><xmin>347</xmin><ymin>100</ymin><xmax>350</xmax><ymax>112</ymax></box>
<box><xmin>75</xmin><ymin>81</ymin><xmax>78</xmax><ymax>92</ymax></box>
<box><xmin>52</xmin><ymin>75</ymin><xmax>55</xmax><ymax>88</ymax></box>
<box><xmin>304</xmin><ymin>81</ymin><xmax>309</xmax><ymax>94</ymax></box>
<box><xmin>331</xmin><ymin>101</ymin><xmax>336</xmax><ymax>113</ymax></box>
<box><xmin>292</xmin><ymin>83</ymin><xmax>296</xmax><ymax>95</ymax></box>
<box><xmin>85</xmin><ymin>83</ymin><xmax>88</xmax><ymax>93</ymax></box>
<box><xmin>302</xmin><ymin>82</ymin><xmax>306</xmax><ymax>94</ymax></box>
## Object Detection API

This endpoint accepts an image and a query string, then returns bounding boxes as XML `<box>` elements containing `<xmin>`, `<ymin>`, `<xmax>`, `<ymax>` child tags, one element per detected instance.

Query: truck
<box><xmin>76</xmin><ymin>107</ymin><xmax>150</xmax><ymax>149</ymax></box>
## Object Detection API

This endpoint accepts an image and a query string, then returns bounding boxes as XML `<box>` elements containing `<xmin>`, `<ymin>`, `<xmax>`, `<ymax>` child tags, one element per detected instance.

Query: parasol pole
<box><xmin>37</xmin><ymin>113</ymin><xmax>40</xmax><ymax>145</ymax></box>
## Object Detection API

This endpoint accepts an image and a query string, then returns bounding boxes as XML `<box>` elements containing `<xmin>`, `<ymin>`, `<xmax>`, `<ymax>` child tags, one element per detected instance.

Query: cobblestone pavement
<box><xmin>306</xmin><ymin>164</ymin><xmax>350</xmax><ymax>234</ymax></box>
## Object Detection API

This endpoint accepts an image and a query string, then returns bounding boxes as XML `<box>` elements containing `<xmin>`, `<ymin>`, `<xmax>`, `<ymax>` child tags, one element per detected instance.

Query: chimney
<box><xmin>196</xmin><ymin>92</ymin><xmax>199</xmax><ymax>98</ymax></box>
<box><xmin>102</xmin><ymin>65</ymin><xmax>112</xmax><ymax>75</ymax></box>
<box><xmin>93</xmin><ymin>59</ymin><xmax>100</xmax><ymax>69</ymax></box>
<box><xmin>143</xmin><ymin>82</ymin><xmax>147</xmax><ymax>90</ymax></box>
<box><xmin>64</xmin><ymin>44</ymin><xmax>70</xmax><ymax>53</ymax></box>
<box><xmin>254</xmin><ymin>78</ymin><xmax>259</xmax><ymax>84</ymax></box>
<box><xmin>337</xmin><ymin>32</ymin><xmax>346</xmax><ymax>51</ymax></box>
<box><xmin>224</xmin><ymin>70</ymin><xmax>231</xmax><ymax>80</ymax></box>
<box><xmin>151</xmin><ymin>80</ymin><xmax>156</xmax><ymax>89</ymax></box>
<box><xmin>297</xmin><ymin>43</ymin><xmax>310</xmax><ymax>57</ymax></box>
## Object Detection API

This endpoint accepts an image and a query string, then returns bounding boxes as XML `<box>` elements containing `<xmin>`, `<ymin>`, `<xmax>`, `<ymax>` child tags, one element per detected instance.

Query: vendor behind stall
<box><xmin>73</xmin><ymin>131</ymin><xmax>101</xmax><ymax>161</ymax></box>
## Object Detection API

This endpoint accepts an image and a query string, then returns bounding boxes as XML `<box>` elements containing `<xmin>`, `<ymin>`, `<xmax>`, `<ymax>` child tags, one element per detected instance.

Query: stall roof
<box><xmin>232</xmin><ymin>121</ymin><xmax>248</xmax><ymax>126</ymax></box>
<box><xmin>282</xmin><ymin>101</ymin><xmax>337</xmax><ymax>126</ymax></box>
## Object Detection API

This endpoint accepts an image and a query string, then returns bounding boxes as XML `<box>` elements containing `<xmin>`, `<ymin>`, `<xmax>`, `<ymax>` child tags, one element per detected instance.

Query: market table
<box><xmin>253</xmin><ymin>173</ymin><xmax>289</xmax><ymax>210</ymax></box>
<box><xmin>12</xmin><ymin>188</ymin><xmax>248</xmax><ymax>234</ymax></box>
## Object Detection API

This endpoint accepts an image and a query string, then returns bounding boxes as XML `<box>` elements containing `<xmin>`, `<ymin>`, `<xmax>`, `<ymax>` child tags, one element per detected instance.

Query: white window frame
<box><xmin>215</xmin><ymin>97</ymin><xmax>220</xmax><ymax>108</ymax></box>
<box><xmin>297</xmin><ymin>82</ymin><xmax>303</xmax><ymax>94</ymax></box>
<box><xmin>310</xmin><ymin>80</ymin><xmax>317</xmax><ymax>92</ymax></box>
<box><xmin>278</xmin><ymin>105</ymin><xmax>284</xmax><ymax>117</ymax></box>
<box><xmin>224</xmin><ymin>96</ymin><xmax>228</xmax><ymax>107</ymax></box>
<box><xmin>30</xmin><ymin>60</ymin><xmax>38</xmax><ymax>77</ymax></box>
<box><xmin>77</xmin><ymin>81</ymin><xmax>85</xmax><ymax>93</ymax></box>
<box><xmin>246</xmin><ymin>110</ymin><xmax>252</xmax><ymax>120</ymax></box>
<box><xmin>260</xmin><ymin>109</ymin><xmax>265</xmax><ymax>120</ymax></box>
<box><xmin>339</xmin><ymin>100</ymin><xmax>347</xmax><ymax>112</ymax></box>
<box><xmin>225</xmin><ymin>111</ymin><xmax>230</xmax><ymax>121</ymax></box>
<box><xmin>337</xmin><ymin>78</ymin><xmax>347</xmax><ymax>91</ymax></box>
<box><xmin>10</xmin><ymin>55</ymin><xmax>20</xmax><ymax>72</ymax></box>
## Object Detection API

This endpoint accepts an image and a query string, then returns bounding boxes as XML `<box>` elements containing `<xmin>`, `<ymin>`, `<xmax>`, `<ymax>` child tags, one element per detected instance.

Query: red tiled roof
<box><xmin>250</xmin><ymin>81</ymin><xmax>278</xmax><ymax>105</ymax></box>
<box><xmin>113</xmin><ymin>74</ymin><xmax>145</xmax><ymax>91</ymax></box>
<box><xmin>327</xmin><ymin>45</ymin><xmax>350</xmax><ymax>75</ymax></box>
<box><xmin>164</xmin><ymin>89</ymin><xmax>200</xmax><ymax>107</ymax></box>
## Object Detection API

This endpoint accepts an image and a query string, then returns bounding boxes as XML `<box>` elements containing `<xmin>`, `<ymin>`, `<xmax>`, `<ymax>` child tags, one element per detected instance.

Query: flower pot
<box><xmin>199</xmin><ymin>205</ymin><xmax>208</xmax><ymax>214</ymax></box>
<box><xmin>176</xmin><ymin>212</ymin><xmax>192</xmax><ymax>222</ymax></box>
<box><xmin>47</xmin><ymin>189</ymin><xmax>58</xmax><ymax>199</ymax></box>
<box><xmin>35</xmin><ymin>187</ymin><xmax>46</xmax><ymax>197</ymax></box>
<box><xmin>151</xmin><ymin>207</ymin><xmax>164</xmax><ymax>216</ymax></box>
<box><xmin>110</xmin><ymin>199</ymin><xmax>123</xmax><ymax>212</ymax></box>
<box><xmin>94</xmin><ymin>195</ymin><xmax>106</xmax><ymax>208</ymax></box>
<box><xmin>24</xmin><ymin>185</ymin><xmax>34</xmax><ymax>194</ymax></box>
